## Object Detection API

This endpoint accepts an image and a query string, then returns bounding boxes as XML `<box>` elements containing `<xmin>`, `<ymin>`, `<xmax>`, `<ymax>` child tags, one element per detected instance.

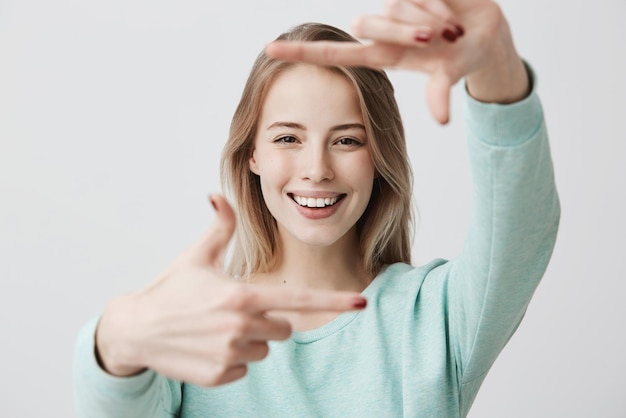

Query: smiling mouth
<box><xmin>289</xmin><ymin>194</ymin><xmax>346</xmax><ymax>208</ymax></box>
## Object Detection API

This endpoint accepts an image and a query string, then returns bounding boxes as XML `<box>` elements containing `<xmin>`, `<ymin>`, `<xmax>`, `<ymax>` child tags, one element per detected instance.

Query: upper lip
<box><xmin>288</xmin><ymin>191</ymin><xmax>344</xmax><ymax>198</ymax></box>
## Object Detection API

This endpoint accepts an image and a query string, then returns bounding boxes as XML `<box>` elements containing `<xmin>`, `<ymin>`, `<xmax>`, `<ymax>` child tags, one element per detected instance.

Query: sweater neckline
<box><xmin>289</xmin><ymin>264</ymin><xmax>390</xmax><ymax>344</ymax></box>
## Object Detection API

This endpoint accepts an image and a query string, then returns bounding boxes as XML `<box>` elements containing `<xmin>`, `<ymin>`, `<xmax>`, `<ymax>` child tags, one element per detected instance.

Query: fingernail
<box><xmin>208</xmin><ymin>195</ymin><xmax>218</xmax><ymax>211</ymax></box>
<box><xmin>353</xmin><ymin>298</ymin><xmax>367</xmax><ymax>309</ymax></box>
<box><xmin>414</xmin><ymin>31</ymin><xmax>431</xmax><ymax>43</ymax></box>
<box><xmin>455</xmin><ymin>25</ymin><xmax>465</xmax><ymax>37</ymax></box>
<box><xmin>442</xmin><ymin>29</ymin><xmax>457</xmax><ymax>42</ymax></box>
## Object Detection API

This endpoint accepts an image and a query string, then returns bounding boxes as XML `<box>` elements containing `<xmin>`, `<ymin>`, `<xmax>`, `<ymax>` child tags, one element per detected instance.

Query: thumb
<box><xmin>188</xmin><ymin>193</ymin><xmax>236</xmax><ymax>268</ymax></box>
<box><xmin>425</xmin><ymin>70</ymin><xmax>452</xmax><ymax>125</ymax></box>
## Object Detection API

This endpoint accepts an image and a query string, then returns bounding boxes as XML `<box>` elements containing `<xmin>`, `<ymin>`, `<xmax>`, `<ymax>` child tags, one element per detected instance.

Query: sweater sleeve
<box><xmin>447</xmin><ymin>66</ymin><xmax>560</xmax><ymax>404</ymax></box>
<box><xmin>73</xmin><ymin>317</ymin><xmax>182</xmax><ymax>417</ymax></box>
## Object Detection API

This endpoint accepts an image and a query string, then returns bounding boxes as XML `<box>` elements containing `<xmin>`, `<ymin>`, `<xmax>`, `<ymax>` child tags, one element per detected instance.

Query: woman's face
<box><xmin>250</xmin><ymin>64</ymin><xmax>375</xmax><ymax>249</ymax></box>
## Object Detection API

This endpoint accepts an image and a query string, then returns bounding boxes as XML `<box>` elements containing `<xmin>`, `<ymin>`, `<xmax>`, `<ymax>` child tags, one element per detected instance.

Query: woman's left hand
<box><xmin>265</xmin><ymin>0</ymin><xmax>530</xmax><ymax>124</ymax></box>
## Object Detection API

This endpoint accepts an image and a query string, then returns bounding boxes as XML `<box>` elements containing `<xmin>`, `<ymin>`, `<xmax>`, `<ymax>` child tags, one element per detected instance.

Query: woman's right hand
<box><xmin>95</xmin><ymin>194</ymin><xmax>367</xmax><ymax>387</ymax></box>
<box><xmin>265</xmin><ymin>0</ymin><xmax>529</xmax><ymax>124</ymax></box>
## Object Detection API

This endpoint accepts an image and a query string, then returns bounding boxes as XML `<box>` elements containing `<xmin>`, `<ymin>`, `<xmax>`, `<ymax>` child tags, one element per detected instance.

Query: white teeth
<box><xmin>292</xmin><ymin>195</ymin><xmax>339</xmax><ymax>208</ymax></box>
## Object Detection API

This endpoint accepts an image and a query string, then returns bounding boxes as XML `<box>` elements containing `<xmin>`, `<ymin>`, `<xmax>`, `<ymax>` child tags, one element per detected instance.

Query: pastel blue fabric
<box><xmin>74</xmin><ymin>70</ymin><xmax>560</xmax><ymax>418</ymax></box>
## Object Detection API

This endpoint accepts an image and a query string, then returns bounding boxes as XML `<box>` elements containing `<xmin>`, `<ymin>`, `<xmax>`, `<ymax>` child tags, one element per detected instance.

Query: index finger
<box><xmin>240</xmin><ymin>284</ymin><xmax>367</xmax><ymax>313</ymax></box>
<box><xmin>265</xmin><ymin>40</ymin><xmax>404</xmax><ymax>69</ymax></box>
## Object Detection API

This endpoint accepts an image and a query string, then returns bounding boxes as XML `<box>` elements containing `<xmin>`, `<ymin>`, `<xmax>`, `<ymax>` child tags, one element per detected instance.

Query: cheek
<box><xmin>348</xmin><ymin>153</ymin><xmax>376</xmax><ymax>190</ymax></box>
<box><xmin>256</xmin><ymin>151</ymin><xmax>294</xmax><ymax>191</ymax></box>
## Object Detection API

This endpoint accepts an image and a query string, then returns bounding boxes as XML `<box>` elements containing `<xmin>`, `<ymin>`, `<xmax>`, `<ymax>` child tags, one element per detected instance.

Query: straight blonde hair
<box><xmin>221</xmin><ymin>23</ymin><xmax>413</xmax><ymax>277</ymax></box>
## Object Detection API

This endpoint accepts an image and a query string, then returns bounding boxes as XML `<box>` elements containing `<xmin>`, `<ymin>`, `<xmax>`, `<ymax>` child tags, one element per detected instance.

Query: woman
<box><xmin>74</xmin><ymin>0</ymin><xmax>560</xmax><ymax>416</ymax></box>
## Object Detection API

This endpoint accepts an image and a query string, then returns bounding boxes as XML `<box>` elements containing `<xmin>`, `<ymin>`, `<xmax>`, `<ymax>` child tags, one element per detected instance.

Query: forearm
<box><xmin>450</xmin><ymin>77</ymin><xmax>560</xmax><ymax>382</ymax></box>
<box><xmin>465</xmin><ymin>6</ymin><xmax>530</xmax><ymax>104</ymax></box>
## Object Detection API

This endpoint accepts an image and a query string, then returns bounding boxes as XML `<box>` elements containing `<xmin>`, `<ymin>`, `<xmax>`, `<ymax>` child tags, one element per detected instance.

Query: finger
<box><xmin>238</xmin><ymin>315</ymin><xmax>292</xmax><ymax>342</ymax></box>
<box><xmin>265</xmin><ymin>40</ymin><xmax>404</xmax><ymax>69</ymax></box>
<box><xmin>234</xmin><ymin>284</ymin><xmax>368</xmax><ymax>313</ymax></box>
<box><xmin>426</xmin><ymin>70</ymin><xmax>452</xmax><ymax>124</ymax></box>
<box><xmin>149</xmin><ymin>355</ymin><xmax>247</xmax><ymax>387</ymax></box>
<box><xmin>194</xmin><ymin>363</ymin><xmax>247</xmax><ymax>386</ymax></box>
<box><xmin>352</xmin><ymin>15</ymin><xmax>433</xmax><ymax>46</ymax></box>
<box><xmin>216</xmin><ymin>364</ymin><xmax>248</xmax><ymax>385</ymax></box>
<box><xmin>187</xmin><ymin>193</ymin><xmax>236</xmax><ymax>267</ymax></box>
<box><xmin>407</xmin><ymin>0</ymin><xmax>460</xmax><ymax>28</ymax></box>
<box><xmin>235</xmin><ymin>341</ymin><xmax>270</xmax><ymax>363</ymax></box>
<box><xmin>384</xmin><ymin>0</ymin><xmax>460</xmax><ymax>34</ymax></box>
<box><xmin>382</xmin><ymin>0</ymin><xmax>463</xmax><ymax>42</ymax></box>
<box><xmin>219</xmin><ymin>311</ymin><xmax>292</xmax><ymax>344</ymax></box>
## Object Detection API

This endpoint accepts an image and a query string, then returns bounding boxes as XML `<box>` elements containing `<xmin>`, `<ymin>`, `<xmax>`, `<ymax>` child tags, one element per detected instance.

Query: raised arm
<box><xmin>449</xmin><ymin>75</ymin><xmax>559</xmax><ymax>409</ymax></box>
<box><xmin>266</xmin><ymin>1</ymin><xmax>560</xmax><ymax>410</ymax></box>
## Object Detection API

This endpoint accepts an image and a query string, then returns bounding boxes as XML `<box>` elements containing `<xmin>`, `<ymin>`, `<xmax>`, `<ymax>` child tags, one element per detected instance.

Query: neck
<box><xmin>252</xmin><ymin>227</ymin><xmax>374</xmax><ymax>293</ymax></box>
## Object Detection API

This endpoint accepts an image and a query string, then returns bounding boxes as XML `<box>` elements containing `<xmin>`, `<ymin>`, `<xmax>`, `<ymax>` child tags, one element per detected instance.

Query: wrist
<box><xmin>95</xmin><ymin>294</ymin><xmax>146</xmax><ymax>377</ymax></box>
<box><xmin>465</xmin><ymin>10</ymin><xmax>530</xmax><ymax>104</ymax></box>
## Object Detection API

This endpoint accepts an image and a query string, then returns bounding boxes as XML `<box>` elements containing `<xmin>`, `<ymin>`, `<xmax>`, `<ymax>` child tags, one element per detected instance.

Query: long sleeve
<box><xmin>73</xmin><ymin>317</ymin><xmax>182</xmax><ymax>417</ymax></box>
<box><xmin>447</xmin><ymin>68</ymin><xmax>560</xmax><ymax>413</ymax></box>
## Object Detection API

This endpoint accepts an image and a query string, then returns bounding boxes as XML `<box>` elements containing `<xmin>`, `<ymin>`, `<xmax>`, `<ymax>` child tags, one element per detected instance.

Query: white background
<box><xmin>1</xmin><ymin>0</ymin><xmax>625</xmax><ymax>416</ymax></box>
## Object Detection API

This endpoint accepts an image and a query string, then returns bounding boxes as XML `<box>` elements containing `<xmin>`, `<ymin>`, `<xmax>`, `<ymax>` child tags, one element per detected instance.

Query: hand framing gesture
<box><xmin>266</xmin><ymin>0</ymin><xmax>530</xmax><ymax>123</ymax></box>
<box><xmin>95</xmin><ymin>195</ymin><xmax>367</xmax><ymax>387</ymax></box>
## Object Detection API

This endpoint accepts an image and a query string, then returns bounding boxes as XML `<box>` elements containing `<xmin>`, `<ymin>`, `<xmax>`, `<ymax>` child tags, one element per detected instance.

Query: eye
<box><xmin>336</xmin><ymin>137</ymin><xmax>363</xmax><ymax>147</ymax></box>
<box><xmin>274</xmin><ymin>135</ymin><xmax>298</xmax><ymax>144</ymax></box>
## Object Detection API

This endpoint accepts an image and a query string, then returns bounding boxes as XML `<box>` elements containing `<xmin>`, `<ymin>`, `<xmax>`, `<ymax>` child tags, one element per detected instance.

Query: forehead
<box><xmin>258</xmin><ymin>64</ymin><xmax>364</xmax><ymax>127</ymax></box>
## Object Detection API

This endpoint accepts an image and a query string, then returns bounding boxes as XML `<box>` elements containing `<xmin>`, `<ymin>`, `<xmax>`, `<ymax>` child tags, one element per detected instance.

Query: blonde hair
<box><xmin>221</xmin><ymin>23</ymin><xmax>413</xmax><ymax>277</ymax></box>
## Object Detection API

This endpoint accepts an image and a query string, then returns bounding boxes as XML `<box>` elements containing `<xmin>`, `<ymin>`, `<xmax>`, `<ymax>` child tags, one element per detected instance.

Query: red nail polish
<box><xmin>455</xmin><ymin>25</ymin><xmax>465</xmax><ymax>37</ymax></box>
<box><xmin>415</xmin><ymin>32</ymin><xmax>431</xmax><ymax>43</ymax></box>
<box><xmin>353</xmin><ymin>298</ymin><xmax>367</xmax><ymax>309</ymax></box>
<box><xmin>209</xmin><ymin>195</ymin><xmax>218</xmax><ymax>211</ymax></box>
<box><xmin>442</xmin><ymin>29</ymin><xmax>457</xmax><ymax>42</ymax></box>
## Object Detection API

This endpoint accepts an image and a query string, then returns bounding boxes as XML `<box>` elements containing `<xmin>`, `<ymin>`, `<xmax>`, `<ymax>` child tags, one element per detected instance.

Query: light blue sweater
<box><xmin>74</xmin><ymin>74</ymin><xmax>560</xmax><ymax>418</ymax></box>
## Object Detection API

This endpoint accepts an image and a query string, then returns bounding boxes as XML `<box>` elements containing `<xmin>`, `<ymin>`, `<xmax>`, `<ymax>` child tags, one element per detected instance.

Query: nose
<box><xmin>301</xmin><ymin>143</ymin><xmax>334</xmax><ymax>183</ymax></box>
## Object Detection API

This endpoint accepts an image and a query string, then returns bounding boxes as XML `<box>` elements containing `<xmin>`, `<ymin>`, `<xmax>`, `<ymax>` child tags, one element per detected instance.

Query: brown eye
<box><xmin>337</xmin><ymin>137</ymin><xmax>362</xmax><ymax>146</ymax></box>
<box><xmin>275</xmin><ymin>136</ymin><xmax>298</xmax><ymax>144</ymax></box>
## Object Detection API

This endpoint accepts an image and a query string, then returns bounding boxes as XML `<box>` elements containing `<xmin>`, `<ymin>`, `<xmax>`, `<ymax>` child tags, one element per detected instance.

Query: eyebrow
<box><xmin>266</xmin><ymin>121</ymin><xmax>366</xmax><ymax>132</ymax></box>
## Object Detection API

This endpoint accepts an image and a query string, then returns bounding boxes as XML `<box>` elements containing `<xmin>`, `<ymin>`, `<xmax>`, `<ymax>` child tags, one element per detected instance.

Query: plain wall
<box><xmin>1</xmin><ymin>0</ymin><xmax>624</xmax><ymax>416</ymax></box>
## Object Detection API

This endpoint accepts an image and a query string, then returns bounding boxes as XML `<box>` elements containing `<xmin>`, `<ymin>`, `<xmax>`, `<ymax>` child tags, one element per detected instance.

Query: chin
<box><xmin>285</xmin><ymin>224</ymin><xmax>356</xmax><ymax>249</ymax></box>
<box><xmin>292</xmin><ymin>232</ymin><xmax>343</xmax><ymax>248</ymax></box>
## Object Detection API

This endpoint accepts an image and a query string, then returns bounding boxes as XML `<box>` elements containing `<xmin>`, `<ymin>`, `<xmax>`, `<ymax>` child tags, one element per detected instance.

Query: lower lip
<box><xmin>291</xmin><ymin>197</ymin><xmax>344</xmax><ymax>220</ymax></box>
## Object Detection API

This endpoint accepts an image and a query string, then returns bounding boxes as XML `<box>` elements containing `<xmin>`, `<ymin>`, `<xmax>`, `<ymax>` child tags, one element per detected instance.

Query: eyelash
<box><xmin>336</xmin><ymin>137</ymin><xmax>362</xmax><ymax>146</ymax></box>
<box><xmin>274</xmin><ymin>136</ymin><xmax>298</xmax><ymax>144</ymax></box>
<box><xmin>273</xmin><ymin>136</ymin><xmax>363</xmax><ymax>147</ymax></box>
